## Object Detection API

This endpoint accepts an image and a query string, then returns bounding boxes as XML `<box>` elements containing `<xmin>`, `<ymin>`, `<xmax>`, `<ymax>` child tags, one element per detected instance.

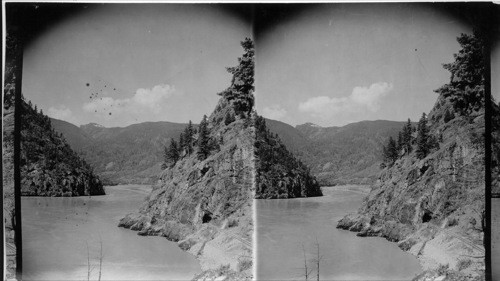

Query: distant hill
<box><xmin>52</xmin><ymin>116</ymin><xmax>409</xmax><ymax>186</ymax></box>
<box><xmin>51</xmin><ymin>119</ymin><xmax>191</xmax><ymax>185</ymax></box>
<box><xmin>265</xmin><ymin>119</ymin><xmax>408</xmax><ymax>185</ymax></box>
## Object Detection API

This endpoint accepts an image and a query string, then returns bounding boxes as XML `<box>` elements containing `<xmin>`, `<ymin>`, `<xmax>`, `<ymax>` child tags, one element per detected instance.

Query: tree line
<box><xmin>382</xmin><ymin>113</ymin><xmax>440</xmax><ymax>166</ymax></box>
<box><xmin>162</xmin><ymin>116</ymin><xmax>221</xmax><ymax>168</ymax></box>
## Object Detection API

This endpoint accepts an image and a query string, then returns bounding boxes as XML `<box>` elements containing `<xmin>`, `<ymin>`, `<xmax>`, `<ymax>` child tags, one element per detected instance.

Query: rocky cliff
<box><xmin>118</xmin><ymin>38</ymin><xmax>324</xmax><ymax>280</ymax></box>
<box><xmin>119</xmin><ymin>38</ymin><xmax>256</xmax><ymax>280</ymax></box>
<box><xmin>336</xmin><ymin>29</ymin><xmax>489</xmax><ymax>280</ymax></box>
<box><xmin>337</xmin><ymin>93</ymin><xmax>485</xmax><ymax>280</ymax></box>
<box><xmin>119</xmin><ymin>96</ymin><xmax>254</xmax><ymax>279</ymax></box>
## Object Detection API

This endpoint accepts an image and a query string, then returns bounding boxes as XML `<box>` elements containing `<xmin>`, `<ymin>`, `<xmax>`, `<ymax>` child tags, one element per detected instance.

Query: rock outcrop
<box><xmin>118</xmin><ymin>38</ymin><xmax>322</xmax><ymax>280</ymax></box>
<box><xmin>338</xmin><ymin>94</ymin><xmax>485</xmax><ymax>279</ymax></box>
<box><xmin>337</xmin><ymin>31</ymin><xmax>488</xmax><ymax>280</ymax></box>
<box><xmin>255</xmin><ymin>116</ymin><xmax>322</xmax><ymax>199</ymax></box>
<box><xmin>119</xmin><ymin>96</ymin><xmax>254</xmax><ymax>279</ymax></box>
<box><xmin>119</xmin><ymin>38</ymin><xmax>256</xmax><ymax>280</ymax></box>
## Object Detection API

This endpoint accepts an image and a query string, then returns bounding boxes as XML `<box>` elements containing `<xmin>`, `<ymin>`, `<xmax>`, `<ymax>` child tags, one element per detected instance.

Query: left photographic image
<box><xmin>4</xmin><ymin>3</ymin><xmax>254</xmax><ymax>280</ymax></box>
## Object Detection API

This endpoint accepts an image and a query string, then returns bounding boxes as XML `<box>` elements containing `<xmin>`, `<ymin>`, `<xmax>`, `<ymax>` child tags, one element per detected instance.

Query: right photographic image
<box><xmin>254</xmin><ymin>3</ymin><xmax>498</xmax><ymax>280</ymax></box>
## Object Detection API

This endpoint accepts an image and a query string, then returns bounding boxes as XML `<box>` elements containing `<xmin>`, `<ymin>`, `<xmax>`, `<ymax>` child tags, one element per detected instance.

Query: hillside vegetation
<box><xmin>265</xmin><ymin>119</ymin><xmax>407</xmax><ymax>185</ymax></box>
<box><xmin>255</xmin><ymin>116</ymin><xmax>322</xmax><ymax>198</ymax></box>
<box><xmin>14</xmin><ymin>92</ymin><xmax>105</xmax><ymax>196</ymax></box>
<box><xmin>51</xmin><ymin>119</ymin><xmax>191</xmax><ymax>185</ymax></box>
<box><xmin>337</xmin><ymin>30</ymin><xmax>487</xmax><ymax>280</ymax></box>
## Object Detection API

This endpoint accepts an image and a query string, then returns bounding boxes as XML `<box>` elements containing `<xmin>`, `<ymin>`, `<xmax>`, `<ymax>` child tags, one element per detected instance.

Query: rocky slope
<box><xmin>11</xmin><ymin>92</ymin><xmax>105</xmax><ymax>196</ymax></box>
<box><xmin>337</xmin><ymin>30</ymin><xmax>488</xmax><ymax>280</ymax></box>
<box><xmin>119</xmin><ymin>38</ymin><xmax>256</xmax><ymax>280</ymax></box>
<box><xmin>119</xmin><ymin>97</ymin><xmax>254</xmax><ymax>280</ymax></box>
<box><xmin>117</xmin><ymin>38</ymin><xmax>323</xmax><ymax>280</ymax></box>
<box><xmin>337</xmin><ymin>94</ymin><xmax>485</xmax><ymax>280</ymax></box>
<box><xmin>255</xmin><ymin>116</ymin><xmax>322</xmax><ymax>199</ymax></box>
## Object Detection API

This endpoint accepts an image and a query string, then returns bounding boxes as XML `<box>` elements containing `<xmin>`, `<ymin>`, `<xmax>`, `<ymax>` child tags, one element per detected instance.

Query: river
<box><xmin>21</xmin><ymin>185</ymin><xmax>201</xmax><ymax>280</ymax></box>
<box><xmin>256</xmin><ymin>185</ymin><xmax>423</xmax><ymax>280</ymax></box>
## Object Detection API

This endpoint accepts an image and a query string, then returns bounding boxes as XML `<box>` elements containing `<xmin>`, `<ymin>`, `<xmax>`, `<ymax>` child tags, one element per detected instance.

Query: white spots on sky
<box><xmin>83</xmin><ymin>83</ymin><xmax>180</xmax><ymax>124</ymax></box>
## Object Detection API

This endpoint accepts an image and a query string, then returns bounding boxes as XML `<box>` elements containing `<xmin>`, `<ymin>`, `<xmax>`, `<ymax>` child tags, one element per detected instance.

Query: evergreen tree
<box><xmin>434</xmin><ymin>30</ymin><xmax>485</xmax><ymax>114</ymax></box>
<box><xmin>179</xmin><ymin>132</ymin><xmax>185</xmax><ymax>154</ymax></box>
<box><xmin>219</xmin><ymin>38</ymin><xmax>255</xmax><ymax>115</ymax></box>
<box><xmin>224</xmin><ymin>111</ymin><xmax>235</xmax><ymax>125</ymax></box>
<box><xmin>397</xmin><ymin>131</ymin><xmax>404</xmax><ymax>152</ymax></box>
<box><xmin>443</xmin><ymin>109</ymin><xmax>454</xmax><ymax>123</ymax></box>
<box><xmin>164</xmin><ymin>139</ymin><xmax>180</xmax><ymax>167</ymax></box>
<box><xmin>185</xmin><ymin>120</ymin><xmax>194</xmax><ymax>155</ymax></box>
<box><xmin>169</xmin><ymin>138</ymin><xmax>180</xmax><ymax>164</ymax></box>
<box><xmin>402</xmin><ymin>118</ymin><xmax>413</xmax><ymax>154</ymax></box>
<box><xmin>383</xmin><ymin>136</ymin><xmax>398</xmax><ymax>164</ymax></box>
<box><xmin>197</xmin><ymin>115</ymin><xmax>210</xmax><ymax>160</ymax></box>
<box><xmin>416</xmin><ymin>113</ymin><xmax>429</xmax><ymax>159</ymax></box>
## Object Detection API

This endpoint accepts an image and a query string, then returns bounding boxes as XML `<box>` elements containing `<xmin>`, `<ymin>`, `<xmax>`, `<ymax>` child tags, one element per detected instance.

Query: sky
<box><xmin>22</xmin><ymin>4</ymin><xmax>252</xmax><ymax>127</ymax></box>
<box><xmin>255</xmin><ymin>3</ymin><xmax>477</xmax><ymax>127</ymax></box>
<box><xmin>19</xmin><ymin>3</ymin><xmax>498</xmax><ymax>128</ymax></box>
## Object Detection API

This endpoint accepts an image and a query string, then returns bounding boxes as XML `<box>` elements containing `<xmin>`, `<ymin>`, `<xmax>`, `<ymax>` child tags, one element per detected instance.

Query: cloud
<box><xmin>298</xmin><ymin>82</ymin><xmax>393</xmax><ymax>118</ymax></box>
<box><xmin>262</xmin><ymin>105</ymin><xmax>287</xmax><ymax>120</ymax></box>
<box><xmin>47</xmin><ymin>105</ymin><xmax>73</xmax><ymax>121</ymax></box>
<box><xmin>83</xmin><ymin>83</ymin><xmax>179</xmax><ymax>121</ymax></box>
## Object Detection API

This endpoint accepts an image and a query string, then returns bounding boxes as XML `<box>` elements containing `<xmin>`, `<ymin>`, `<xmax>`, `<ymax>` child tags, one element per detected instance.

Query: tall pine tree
<box><xmin>416</xmin><ymin>113</ymin><xmax>430</xmax><ymax>159</ymax></box>
<box><xmin>197</xmin><ymin>115</ymin><xmax>210</xmax><ymax>160</ymax></box>
<box><xmin>185</xmin><ymin>120</ymin><xmax>194</xmax><ymax>155</ymax></box>
<box><xmin>434</xmin><ymin>30</ymin><xmax>485</xmax><ymax>114</ymax></box>
<box><xmin>219</xmin><ymin>38</ymin><xmax>255</xmax><ymax>115</ymax></box>
<box><xmin>383</xmin><ymin>136</ymin><xmax>398</xmax><ymax>164</ymax></box>
<box><xmin>402</xmin><ymin>118</ymin><xmax>413</xmax><ymax>155</ymax></box>
<box><xmin>164</xmin><ymin>138</ymin><xmax>180</xmax><ymax>167</ymax></box>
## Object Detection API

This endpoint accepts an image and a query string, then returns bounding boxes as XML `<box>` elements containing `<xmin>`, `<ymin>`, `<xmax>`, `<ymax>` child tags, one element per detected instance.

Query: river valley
<box><xmin>256</xmin><ymin>185</ymin><xmax>423</xmax><ymax>280</ymax></box>
<box><xmin>22</xmin><ymin>185</ymin><xmax>201</xmax><ymax>280</ymax></box>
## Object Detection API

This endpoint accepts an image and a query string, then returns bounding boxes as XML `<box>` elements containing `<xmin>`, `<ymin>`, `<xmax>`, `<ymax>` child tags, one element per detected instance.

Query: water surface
<box><xmin>257</xmin><ymin>185</ymin><xmax>422</xmax><ymax>280</ymax></box>
<box><xmin>22</xmin><ymin>185</ymin><xmax>201</xmax><ymax>280</ymax></box>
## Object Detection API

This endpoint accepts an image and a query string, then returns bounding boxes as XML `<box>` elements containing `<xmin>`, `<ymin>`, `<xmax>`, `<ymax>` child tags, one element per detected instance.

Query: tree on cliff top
<box><xmin>219</xmin><ymin>38</ymin><xmax>255</xmax><ymax>115</ymax></box>
<box><xmin>434</xmin><ymin>30</ymin><xmax>485</xmax><ymax>115</ymax></box>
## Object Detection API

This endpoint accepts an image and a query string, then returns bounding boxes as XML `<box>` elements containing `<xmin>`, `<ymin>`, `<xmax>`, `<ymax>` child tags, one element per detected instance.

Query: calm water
<box><xmin>22</xmin><ymin>185</ymin><xmax>201</xmax><ymax>280</ymax></box>
<box><xmin>257</xmin><ymin>186</ymin><xmax>423</xmax><ymax>280</ymax></box>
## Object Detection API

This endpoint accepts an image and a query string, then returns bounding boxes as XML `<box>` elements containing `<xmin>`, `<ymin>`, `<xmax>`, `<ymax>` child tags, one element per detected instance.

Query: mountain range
<box><xmin>51</xmin><ymin>117</ymin><xmax>407</xmax><ymax>186</ymax></box>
